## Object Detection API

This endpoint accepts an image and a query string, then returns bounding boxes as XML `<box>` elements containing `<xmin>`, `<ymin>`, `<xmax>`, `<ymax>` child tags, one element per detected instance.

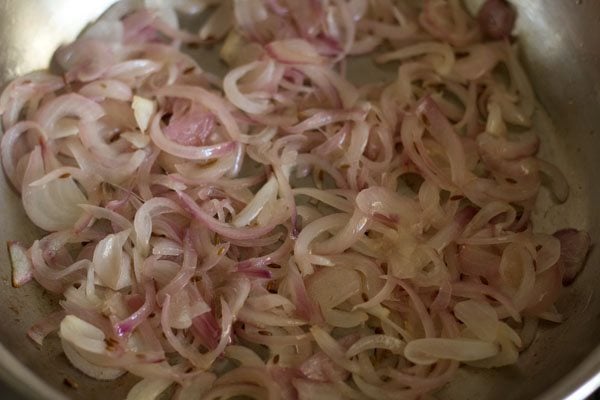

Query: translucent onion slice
<box><xmin>60</xmin><ymin>315</ymin><xmax>128</xmax><ymax>378</ymax></box>
<box><xmin>404</xmin><ymin>338</ymin><xmax>498</xmax><ymax>365</ymax></box>
<box><xmin>232</xmin><ymin>175</ymin><xmax>278</xmax><ymax>227</ymax></box>
<box><xmin>33</xmin><ymin>93</ymin><xmax>105</xmax><ymax>139</ymax></box>
<box><xmin>322</xmin><ymin>309</ymin><xmax>368</xmax><ymax>328</ymax></box>
<box><xmin>175</xmin><ymin>373</ymin><xmax>217</xmax><ymax>400</ymax></box>
<box><xmin>134</xmin><ymin>197</ymin><xmax>185</xmax><ymax>256</ymax></box>
<box><xmin>149</xmin><ymin>114</ymin><xmax>236</xmax><ymax>160</ymax></box>
<box><xmin>62</xmin><ymin>340</ymin><xmax>126</xmax><ymax>381</ymax></box>
<box><xmin>310</xmin><ymin>326</ymin><xmax>360</xmax><ymax>374</ymax></box>
<box><xmin>293</xmin><ymin>379</ymin><xmax>343</xmax><ymax>400</ymax></box>
<box><xmin>454</xmin><ymin>300</ymin><xmax>499</xmax><ymax>342</ymax></box>
<box><xmin>345</xmin><ymin>334</ymin><xmax>405</xmax><ymax>357</ymax></box>
<box><xmin>266</xmin><ymin>39</ymin><xmax>325</xmax><ymax>65</ymax></box>
<box><xmin>132</xmin><ymin>95</ymin><xmax>157</xmax><ymax>133</ymax></box>
<box><xmin>22</xmin><ymin>147</ymin><xmax>88</xmax><ymax>232</ymax></box>
<box><xmin>92</xmin><ymin>229</ymin><xmax>132</xmax><ymax>291</ymax></box>
<box><xmin>126</xmin><ymin>377</ymin><xmax>173</xmax><ymax>400</ymax></box>
<box><xmin>306</xmin><ymin>266</ymin><xmax>362</xmax><ymax>310</ymax></box>
<box><xmin>224</xmin><ymin>61</ymin><xmax>273</xmax><ymax>114</ymax></box>
<box><xmin>27</xmin><ymin>310</ymin><xmax>65</xmax><ymax>346</ymax></box>
<box><xmin>80</xmin><ymin>79</ymin><xmax>133</xmax><ymax>101</ymax></box>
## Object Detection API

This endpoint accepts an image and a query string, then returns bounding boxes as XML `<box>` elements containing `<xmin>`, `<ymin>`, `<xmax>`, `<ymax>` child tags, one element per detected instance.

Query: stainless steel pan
<box><xmin>0</xmin><ymin>1</ymin><xmax>599</xmax><ymax>399</ymax></box>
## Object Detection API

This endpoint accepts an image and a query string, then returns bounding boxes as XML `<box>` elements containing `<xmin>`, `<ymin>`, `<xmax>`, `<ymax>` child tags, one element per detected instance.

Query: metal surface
<box><xmin>0</xmin><ymin>0</ymin><xmax>599</xmax><ymax>399</ymax></box>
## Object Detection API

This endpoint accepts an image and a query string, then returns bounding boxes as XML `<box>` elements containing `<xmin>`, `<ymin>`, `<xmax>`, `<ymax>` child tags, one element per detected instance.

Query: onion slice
<box><xmin>0</xmin><ymin>1</ymin><xmax>586</xmax><ymax>399</ymax></box>
<box><xmin>8</xmin><ymin>241</ymin><xmax>33</xmax><ymax>288</ymax></box>
<box><xmin>404</xmin><ymin>338</ymin><xmax>499</xmax><ymax>365</ymax></box>
<box><xmin>149</xmin><ymin>114</ymin><xmax>235</xmax><ymax>160</ymax></box>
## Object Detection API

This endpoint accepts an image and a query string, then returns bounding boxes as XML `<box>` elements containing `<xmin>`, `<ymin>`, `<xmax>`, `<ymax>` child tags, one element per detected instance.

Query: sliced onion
<box><xmin>175</xmin><ymin>373</ymin><xmax>217</xmax><ymax>400</ymax></box>
<box><xmin>27</xmin><ymin>310</ymin><xmax>65</xmax><ymax>346</ymax></box>
<box><xmin>82</xmin><ymin>18</ymin><xmax>123</xmax><ymax>42</ymax></box>
<box><xmin>221</xmin><ymin>276</ymin><xmax>251</xmax><ymax>318</ymax></box>
<box><xmin>355</xmin><ymin>186</ymin><xmax>421</xmax><ymax>228</ymax></box>
<box><xmin>78</xmin><ymin>204</ymin><xmax>133</xmax><ymax>231</ymax></box>
<box><xmin>478</xmin><ymin>0</ymin><xmax>516</xmax><ymax>40</ymax></box>
<box><xmin>294</xmin><ymin>379</ymin><xmax>343</xmax><ymax>400</ymax></box>
<box><xmin>453</xmin><ymin>44</ymin><xmax>501</xmax><ymax>81</ymax></box>
<box><xmin>286</xmin><ymin>261</ymin><xmax>320</xmax><ymax>322</ymax></box>
<box><xmin>134</xmin><ymin>197</ymin><xmax>185</xmax><ymax>256</ymax></box>
<box><xmin>299</xmin><ymin>335</ymin><xmax>357</xmax><ymax>383</ymax></box>
<box><xmin>377</xmin><ymin>42</ymin><xmax>455</xmax><ymax>76</ymax></box>
<box><xmin>22</xmin><ymin>147</ymin><xmax>89</xmax><ymax>231</ymax></box>
<box><xmin>132</xmin><ymin>95</ymin><xmax>157</xmax><ymax>133</ymax></box>
<box><xmin>156</xmin><ymin>85</ymin><xmax>243</xmax><ymax>142</ymax></box>
<box><xmin>238</xmin><ymin>307</ymin><xmax>305</xmax><ymax>327</ymax></box>
<box><xmin>220</xmin><ymin>31</ymin><xmax>263</xmax><ymax>67</ymax></box>
<box><xmin>310</xmin><ymin>326</ymin><xmax>360</xmax><ymax>374</ymax></box>
<box><xmin>233</xmin><ymin>0</ymin><xmax>269</xmax><ymax>42</ymax></box>
<box><xmin>150</xmin><ymin>113</ymin><xmax>235</xmax><ymax>160</ymax></box>
<box><xmin>416</xmin><ymin>96</ymin><xmax>470</xmax><ymax>186</ymax></box>
<box><xmin>178</xmin><ymin>191</ymin><xmax>278</xmax><ymax>240</ymax></box>
<box><xmin>68</xmin><ymin>140</ymin><xmax>147</xmax><ymax>185</ymax></box>
<box><xmin>164</xmin><ymin>103</ymin><xmax>215</xmax><ymax>146</ymax></box>
<box><xmin>92</xmin><ymin>229</ymin><xmax>132</xmax><ymax>291</ymax></box>
<box><xmin>287</xmin><ymin>108</ymin><xmax>366</xmax><ymax>135</ymax></box>
<box><xmin>404</xmin><ymin>338</ymin><xmax>498</xmax><ymax>365</ymax></box>
<box><xmin>198</xmin><ymin>0</ymin><xmax>234</xmax><ymax>40</ymax></box>
<box><xmin>202</xmin><ymin>384</ymin><xmax>267</xmax><ymax>400</ymax></box>
<box><xmin>537</xmin><ymin>159</ymin><xmax>569</xmax><ymax>203</ymax></box>
<box><xmin>105</xmin><ymin>60</ymin><xmax>163</xmax><ymax>80</ymax></box>
<box><xmin>232</xmin><ymin>176</ymin><xmax>278</xmax><ymax>227</ymax></box>
<box><xmin>266</xmin><ymin>39</ymin><xmax>325</xmax><ymax>65</ymax></box>
<box><xmin>345</xmin><ymin>334</ymin><xmax>405</xmax><ymax>357</ymax></box>
<box><xmin>121</xmin><ymin>131</ymin><xmax>151</xmax><ymax>148</ymax></box>
<box><xmin>126</xmin><ymin>377</ymin><xmax>173</xmax><ymax>400</ymax></box>
<box><xmin>60</xmin><ymin>315</ymin><xmax>162</xmax><ymax>371</ymax></box>
<box><xmin>294</xmin><ymin>213</ymin><xmax>347</xmax><ymax>274</ymax></box>
<box><xmin>224</xmin><ymin>61</ymin><xmax>273</xmax><ymax>114</ymax></box>
<box><xmin>0</xmin><ymin>121</ymin><xmax>46</xmax><ymax>189</ymax></box>
<box><xmin>0</xmin><ymin>71</ymin><xmax>64</xmax><ymax>128</ymax></box>
<box><xmin>533</xmin><ymin>234</ymin><xmax>561</xmax><ymax>274</ymax></box>
<box><xmin>225</xmin><ymin>346</ymin><xmax>264</xmax><ymax>368</ymax></box>
<box><xmin>34</xmin><ymin>93</ymin><xmax>104</xmax><ymax>139</ymax></box>
<box><xmin>0</xmin><ymin>1</ymin><xmax>583</xmax><ymax>398</ymax></box>
<box><xmin>80</xmin><ymin>79</ymin><xmax>133</xmax><ymax>101</ymax></box>
<box><xmin>468</xmin><ymin>323</ymin><xmax>521</xmax><ymax>368</ymax></box>
<box><xmin>156</xmin><ymin>238</ymin><xmax>198</xmax><ymax>302</ymax></box>
<box><xmin>306</xmin><ymin>266</ymin><xmax>361</xmax><ymax>310</ymax></box>
<box><xmin>8</xmin><ymin>241</ymin><xmax>33</xmax><ymax>288</ymax></box>
<box><xmin>114</xmin><ymin>279</ymin><xmax>156</xmax><ymax>336</ymax></box>
<box><xmin>62</xmin><ymin>340</ymin><xmax>126</xmax><ymax>381</ymax></box>
<box><xmin>454</xmin><ymin>300</ymin><xmax>499</xmax><ymax>342</ymax></box>
<box><xmin>296</xmin><ymin>65</ymin><xmax>359</xmax><ymax>109</ymax></box>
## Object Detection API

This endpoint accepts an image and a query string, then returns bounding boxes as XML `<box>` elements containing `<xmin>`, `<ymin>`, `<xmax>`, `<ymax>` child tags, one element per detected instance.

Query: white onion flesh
<box><xmin>92</xmin><ymin>229</ymin><xmax>132</xmax><ymax>291</ymax></box>
<box><xmin>454</xmin><ymin>300</ymin><xmax>499</xmax><ymax>342</ymax></box>
<box><xmin>62</xmin><ymin>340</ymin><xmax>126</xmax><ymax>381</ymax></box>
<box><xmin>8</xmin><ymin>241</ymin><xmax>33</xmax><ymax>288</ymax></box>
<box><xmin>132</xmin><ymin>95</ymin><xmax>157</xmax><ymax>133</ymax></box>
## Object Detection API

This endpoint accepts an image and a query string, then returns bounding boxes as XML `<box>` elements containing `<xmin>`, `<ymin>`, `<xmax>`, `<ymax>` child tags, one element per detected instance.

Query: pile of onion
<box><xmin>1</xmin><ymin>0</ymin><xmax>591</xmax><ymax>399</ymax></box>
